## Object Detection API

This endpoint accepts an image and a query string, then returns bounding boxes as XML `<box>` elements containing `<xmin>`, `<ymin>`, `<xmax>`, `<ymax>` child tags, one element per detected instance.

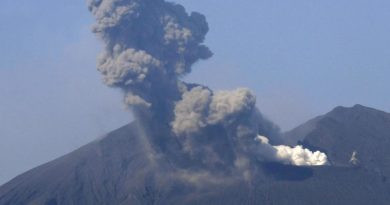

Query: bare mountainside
<box><xmin>1</xmin><ymin>105</ymin><xmax>390</xmax><ymax>205</ymax></box>
<box><xmin>286</xmin><ymin>104</ymin><xmax>390</xmax><ymax>175</ymax></box>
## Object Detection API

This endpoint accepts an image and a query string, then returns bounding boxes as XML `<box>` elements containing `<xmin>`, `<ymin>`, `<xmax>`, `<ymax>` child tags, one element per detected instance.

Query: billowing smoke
<box><xmin>255</xmin><ymin>136</ymin><xmax>328</xmax><ymax>166</ymax></box>
<box><xmin>88</xmin><ymin>0</ymin><xmax>328</xmax><ymax>171</ymax></box>
<box><xmin>88</xmin><ymin>0</ymin><xmax>212</xmax><ymax>121</ymax></box>
<box><xmin>172</xmin><ymin>87</ymin><xmax>256</xmax><ymax>136</ymax></box>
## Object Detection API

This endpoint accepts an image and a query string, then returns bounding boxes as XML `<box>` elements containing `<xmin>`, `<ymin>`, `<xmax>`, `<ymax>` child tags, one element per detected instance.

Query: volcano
<box><xmin>285</xmin><ymin>104</ymin><xmax>390</xmax><ymax>178</ymax></box>
<box><xmin>1</xmin><ymin>105</ymin><xmax>390</xmax><ymax>205</ymax></box>
<box><xmin>2</xmin><ymin>0</ymin><xmax>390</xmax><ymax>204</ymax></box>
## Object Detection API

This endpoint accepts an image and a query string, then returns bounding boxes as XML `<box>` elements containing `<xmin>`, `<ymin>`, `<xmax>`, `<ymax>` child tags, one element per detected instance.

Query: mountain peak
<box><xmin>331</xmin><ymin>104</ymin><xmax>387</xmax><ymax>115</ymax></box>
<box><xmin>282</xmin><ymin>104</ymin><xmax>383</xmax><ymax>146</ymax></box>
<box><xmin>285</xmin><ymin>104</ymin><xmax>390</xmax><ymax>174</ymax></box>
<box><xmin>352</xmin><ymin>104</ymin><xmax>366</xmax><ymax>108</ymax></box>
<box><xmin>2</xmin><ymin>106</ymin><xmax>390</xmax><ymax>204</ymax></box>
<box><xmin>325</xmin><ymin>104</ymin><xmax>389</xmax><ymax>125</ymax></box>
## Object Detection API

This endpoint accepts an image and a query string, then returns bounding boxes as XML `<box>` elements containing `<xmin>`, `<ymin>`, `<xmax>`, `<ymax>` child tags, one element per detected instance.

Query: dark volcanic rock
<box><xmin>286</xmin><ymin>104</ymin><xmax>390</xmax><ymax>177</ymax></box>
<box><xmin>2</xmin><ymin>106</ymin><xmax>390</xmax><ymax>204</ymax></box>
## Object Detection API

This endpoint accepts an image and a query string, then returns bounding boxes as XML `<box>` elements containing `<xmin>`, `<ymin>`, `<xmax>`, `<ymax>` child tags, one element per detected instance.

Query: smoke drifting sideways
<box><xmin>255</xmin><ymin>136</ymin><xmax>328</xmax><ymax>166</ymax></box>
<box><xmin>87</xmin><ymin>0</ymin><xmax>328</xmax><ymax>172</ymax></box>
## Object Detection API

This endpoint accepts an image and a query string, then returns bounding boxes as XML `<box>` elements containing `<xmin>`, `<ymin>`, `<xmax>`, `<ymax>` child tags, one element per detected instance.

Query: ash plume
<box><xmin>88</xmin><ymin>0</ymin><xmax>328</xmax><ymax>175</ymax></box>
<box><xmin>171</xmin><ymin>87</ymin><xmax>256</xmax><ymax>136</ymax></box>
<box><xmin>88</xmin><ymin>0</ymin><xmax>212</xmax><ymax>122</ymax></box>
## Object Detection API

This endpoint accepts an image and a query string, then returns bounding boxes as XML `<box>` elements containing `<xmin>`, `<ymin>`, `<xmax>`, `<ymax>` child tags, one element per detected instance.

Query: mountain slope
<box><xmin>286</xmin><ymin>104</ymin><xmax>390</xmax><ymax>176</ymax></box>
<box><xmin>1</xmin><ymin>105</ymin><xmax>390</xmax><ymax>204</ymax></box>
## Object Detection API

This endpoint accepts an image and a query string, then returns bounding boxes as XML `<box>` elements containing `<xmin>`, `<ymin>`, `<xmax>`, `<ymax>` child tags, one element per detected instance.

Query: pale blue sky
<box><xmin>1</xmin><ymin>0</ymin><xmax>389</xmax><ymax>185</ymax></box>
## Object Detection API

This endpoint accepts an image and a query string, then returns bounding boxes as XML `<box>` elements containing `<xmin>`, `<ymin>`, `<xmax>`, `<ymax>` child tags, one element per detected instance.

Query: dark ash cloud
<box><xmin>88</xmin><ymin>0</ymin><xmax>328</xmax><ymax>181</ymax></box>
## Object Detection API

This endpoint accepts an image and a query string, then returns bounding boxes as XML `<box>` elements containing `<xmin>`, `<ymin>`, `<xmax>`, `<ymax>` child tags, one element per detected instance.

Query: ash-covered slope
<box><xmin>1</xmin><ymin>118</ymin><xmax>390</xmax><ymax>205</ymax></box>
<box><xmin>286</xmin><ymin>104</ymin><xmax>390</xmax><ymax>176</ymax></box>
<box><xmin>2</xmin><ymin>0</ymin><xmax>390</xmax><ymax>203</ymax></box>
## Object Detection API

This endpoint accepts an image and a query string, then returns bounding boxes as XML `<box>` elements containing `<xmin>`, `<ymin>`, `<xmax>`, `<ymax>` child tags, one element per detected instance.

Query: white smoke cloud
<box><xmin>255</xmin><ymin>135</ymin><xmax>328</xmax><ymax>166</ymax></box>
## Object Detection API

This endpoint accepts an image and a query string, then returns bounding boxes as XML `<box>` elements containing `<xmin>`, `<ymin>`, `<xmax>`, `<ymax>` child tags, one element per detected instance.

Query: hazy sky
<box><xmin>1</xmin><ymin>0</ymin><xmax>390</xmax><ymax>185</ymax></box>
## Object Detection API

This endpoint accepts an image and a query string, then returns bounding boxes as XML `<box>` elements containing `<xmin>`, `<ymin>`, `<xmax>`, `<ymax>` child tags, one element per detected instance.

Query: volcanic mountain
<box><xmin>1</xmin><ymin>105</ymin><xmax>390</xmax><ymax>205</ymax></box>
<box><xmin>3</xmin><ymin>0</ymin><xmax>389</xmax><ymax>203</ymax></box>
<box><xmin>285</xmin><ymin>104</ymin><xmax>390</xmax><ymax>178</ymax></box>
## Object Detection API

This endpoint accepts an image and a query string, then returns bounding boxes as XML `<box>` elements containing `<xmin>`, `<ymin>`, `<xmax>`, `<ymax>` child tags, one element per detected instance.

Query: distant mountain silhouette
<box><xmin>1</xmin><ymin>105</ymin><xmax>390</xmax><ymax>205</ymax></box>
<box><xmin>286</xmin><ymin>105</ymin><xmax>390</xmax><ymax>174</ymax></box>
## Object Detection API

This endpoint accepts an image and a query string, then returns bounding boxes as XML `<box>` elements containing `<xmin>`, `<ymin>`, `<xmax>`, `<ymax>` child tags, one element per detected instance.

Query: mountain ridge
<box><xmin>286</xmin><ymin>104</ymin><xmax>390</xmax><ymax>174</ymax></box>
<box><xmin>2</xmin><ymin>105</ymin><xmax>390</xmax><ymax>204</ymax></box>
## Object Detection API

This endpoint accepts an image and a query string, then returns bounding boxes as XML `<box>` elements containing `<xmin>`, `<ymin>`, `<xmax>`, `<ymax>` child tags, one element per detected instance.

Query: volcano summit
<box><xmin>1</xmin><ymin>0</ymin><xmax>389</xmax><ymax>204</ymax></box>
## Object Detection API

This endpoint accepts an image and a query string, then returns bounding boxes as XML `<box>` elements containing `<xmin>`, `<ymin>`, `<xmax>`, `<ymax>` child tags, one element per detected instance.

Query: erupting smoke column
<box><xmin>88</xmin><ymin>0</ymin><xmax>328</xmax><ymax>167</ymax></box>
<box><xmin>87</xmin><ymin>0</ymin><xmax>212</xmax><ymax>122</ymax></box>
